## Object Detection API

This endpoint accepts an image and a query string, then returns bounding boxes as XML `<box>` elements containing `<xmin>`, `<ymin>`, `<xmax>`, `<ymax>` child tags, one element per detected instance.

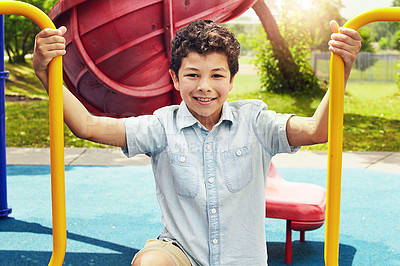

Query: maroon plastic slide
<box><xmin>49</xmin><ymin>0</ymin><xmax>257</xmax><ymax>117</ymax></box>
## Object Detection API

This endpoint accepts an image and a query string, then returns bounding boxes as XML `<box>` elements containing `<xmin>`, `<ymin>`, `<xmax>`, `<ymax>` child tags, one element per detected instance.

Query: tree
<box><xmin>5</xmin><ymin>0</ymin><xmax>58</xmax><ymax>63</ymax></box>
<box><xmin>224</xmin><ymin>20</ymin><xmax>263</xmax><ymax>56</ymax></box>
<box><xmin>365</xmin><ymin>0</ymin><xmax>400</xmax><ymax>51</ymax></box>
<box><xmin>305</xmin><ymin>0</ymin><xmax>345</xmax><ymax>51</ymax></box>
<box><xmin>251</xmin><ymin>0</ymin><xmax>320</xmax><ymax>94</ymax></box>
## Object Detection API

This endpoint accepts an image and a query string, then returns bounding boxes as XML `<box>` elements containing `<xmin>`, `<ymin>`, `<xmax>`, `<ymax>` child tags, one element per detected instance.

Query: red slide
<box><xmin>49</xmin><ymin>0</ymin><xmax>256</xmax><ymax>117</ymax></box>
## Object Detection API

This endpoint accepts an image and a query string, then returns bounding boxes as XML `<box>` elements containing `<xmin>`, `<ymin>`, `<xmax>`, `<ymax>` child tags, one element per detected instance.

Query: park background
<box><xmin>4</xmin><ymin>0</ymin><xmax>400</xmax><ymax>152</ymax></box>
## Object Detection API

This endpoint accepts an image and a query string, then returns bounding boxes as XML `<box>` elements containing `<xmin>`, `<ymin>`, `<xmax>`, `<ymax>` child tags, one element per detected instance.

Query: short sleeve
<box><xmin>121</xmin><ymin>115</ymin><xmax>166</xmax><ymax>158</ymax></box>
<box><xmin>252</xmin><ymin>102</ymin><xmax>300</xmax><ymax>155</ymax></box>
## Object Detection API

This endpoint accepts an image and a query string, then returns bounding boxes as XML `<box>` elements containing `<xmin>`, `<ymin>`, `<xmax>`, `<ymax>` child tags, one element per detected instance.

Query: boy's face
<box><xmin>169</xmin><ymin>52</ymin><xmax>234</xmax><ymax>130</ymax></box>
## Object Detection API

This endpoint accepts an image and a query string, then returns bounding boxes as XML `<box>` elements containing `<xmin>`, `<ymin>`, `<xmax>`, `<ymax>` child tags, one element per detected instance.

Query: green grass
<box><xmin>230</xmin><ymin>73</ymin><xmax>400</xmax><ymax>152</ymax></box>
<box><xmin>5</xmin><ymin>61</ymin><xmax>48</xmax><ymax>99</ymax></box>
<box><xmin>4</xmin><ymin>60</ymin><xmax>109</xmax><ymax>148</ymax></box>
<box><xmin>5</xmin><ymin>100</ymin><xmax>110</xmax><ymax>148</ymax></box>
<box><xmin>342</xmin><ymin>82</ymin><xmax>400</xmax><ymax>151</ymax></box>
<box><xmin>4</xmin><ymin>59</ymin><xmax>400</xmax><ymax>151</ymax></box>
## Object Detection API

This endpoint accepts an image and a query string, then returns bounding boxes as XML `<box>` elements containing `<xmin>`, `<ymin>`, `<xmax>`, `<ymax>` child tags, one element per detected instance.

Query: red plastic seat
<box><xmin>265</xmin><ymin>163</ymin><xmax>326</xmax><ymax>264</ymax></box>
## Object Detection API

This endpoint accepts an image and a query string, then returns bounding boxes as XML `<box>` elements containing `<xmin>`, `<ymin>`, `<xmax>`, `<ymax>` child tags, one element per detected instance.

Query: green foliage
<box><xmin>251</xmin><ymin>35</ymin><xmax>283</xmax><ymax>93</ymax></box>
<box><xmin>250</xmin><ymin>0</ymin><xmax>320</xmax><ymax>94</ymax></box>
<box><xmin>378</xmin><ymin>37</ymin><xmax>389</xmax><ymax>51</ymax></box>
<box><xmin>4</xmin><ymin>0</ymin><xmax>58</xmax><ymax>63</ymax></box>
<box><xmin>352</xmin><ymin>28</ymin><xmax>378</xmax><ymax>73</ymax></box>
<box><xmin>365</xmin><ymin>1</ymin><xmax>400</xmax><ymax>51</ymax></box>
<box><xmin>358</xmin><ymin>27</ymin><xmax>375</xmax><ymax>53</ymax></box>
<box><xmin>305</xmin><ymin>0</ymin><xmax>345</xmax><ymax>51</ymax></box>
<box><xmin>366</xmin><ymin>21</ymin><xmax>400</xmax><ymax>51</ymax></box>
<box><xmin>224</xmin><ymin>22</ymin><xmax>263</xmax><ymax>56</ymax></box>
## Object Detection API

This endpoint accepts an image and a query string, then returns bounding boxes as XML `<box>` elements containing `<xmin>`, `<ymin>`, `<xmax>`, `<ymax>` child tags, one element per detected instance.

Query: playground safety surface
<box><xmin>1</xmin><ymin>148</ymin><xmax>399</xmax><ymax>265</ymax></box>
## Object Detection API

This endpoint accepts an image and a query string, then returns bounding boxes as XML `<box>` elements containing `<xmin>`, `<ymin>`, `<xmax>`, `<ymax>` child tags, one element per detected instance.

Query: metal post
<box><xmin>0</xmin><ymin>14</ymin><xmax>11</xmax><ymax>218</ymax></box>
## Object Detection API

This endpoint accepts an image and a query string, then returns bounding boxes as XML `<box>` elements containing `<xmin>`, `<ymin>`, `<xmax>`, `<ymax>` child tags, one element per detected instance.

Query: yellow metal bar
<box><xmin>0</xmin><ymin>1</ymin><xmax>66</xmax><ymax>265</ymax></box>
<box><xmin>326</xmin><ymin>7</ymin><xmax>400</xmax><ymax>266</ymax></box>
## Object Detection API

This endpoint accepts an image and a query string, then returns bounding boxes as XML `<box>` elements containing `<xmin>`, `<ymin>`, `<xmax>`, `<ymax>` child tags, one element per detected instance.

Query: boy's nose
<box><xmin>197</xmin><ymin>78</ymin><xmax>212</xmax><ymax>92</ymax></box>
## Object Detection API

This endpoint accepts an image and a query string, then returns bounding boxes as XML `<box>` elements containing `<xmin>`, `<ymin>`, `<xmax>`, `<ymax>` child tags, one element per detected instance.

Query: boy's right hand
<box><xmin>33</xmin><ymin>26</ymin><xmax>67</xmax><ymax>75</ymax></box>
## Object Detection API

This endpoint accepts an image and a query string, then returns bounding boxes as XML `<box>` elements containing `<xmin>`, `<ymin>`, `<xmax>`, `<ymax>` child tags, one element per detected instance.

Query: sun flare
<box><xmin>275</xmin><ymin>0</ymin><xmax>315</xmax><ymax>12</ymax></box>
<box><xmin>301</xmin><ymin>0</ymin><xmax>313</xmax><ymax>10</ymax></box>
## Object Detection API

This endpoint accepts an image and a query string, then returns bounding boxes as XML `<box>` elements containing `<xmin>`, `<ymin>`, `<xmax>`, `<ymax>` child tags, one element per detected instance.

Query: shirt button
<box><xmin>179</xmin><ymin>156</ymin><xmax>186</xmax><ymax>163</ymax></box>
<box><xmin>206</xmin><ymin>144</ymin><xmax>211</xmax><ymax>151</ymax></box>
<box><xmin>236</xmin><ymin>149</ymin><xmax>242</xmax><ymax>156</ymax></box>
<box><xmin>210</xmin><ymin>208</ymin><xmax>217</xmax><ymax>214</ymax></box>
<box><xmin>212</xmin><ymin>239</ymin><xmax>218</xmax><ymax>245</ymax></box>
<box><xmin>208</xmin><ymin>177</ymin><xmax>215</xmax><ymax>184</ymax></box>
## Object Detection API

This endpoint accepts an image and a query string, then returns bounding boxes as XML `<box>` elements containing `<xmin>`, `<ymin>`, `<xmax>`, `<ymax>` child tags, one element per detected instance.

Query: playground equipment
<box><xmin>265</xmin><ymin>163</ymin><xmax>326</xmax><ymax>264</ymax></box>
<box><xmin>1</xmin><ymin>0</ymin><xmax>400</xmax><ymax>264</ymax></box>
<box><xmin>326</xmin><ymin>7</ymin><xmax>400</xmax><ymax>265</ymax></box>
<box><xmin>0</xmin><ymin>14</ymin><xmax>11</xmax><ymax>218</ymax></box>
<box><xmin>48</xmin><ymin>0</ymin><xmax>257</xmax><ymax>117</ymax></box>
<box><xmin>0</xmin><ymin>0</ymin><xmax>256</xmax><ymax>264</ymax></box>
<box><xmin>0</xmin><ymin>1</ymin><xmax>66</xmax><ymax>265</ymax></box>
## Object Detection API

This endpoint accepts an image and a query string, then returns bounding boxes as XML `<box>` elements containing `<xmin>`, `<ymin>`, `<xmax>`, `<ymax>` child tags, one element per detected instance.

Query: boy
<box><xmin>33</xmin><ymin>19</ymin><xmax>361</xmax><ymax>265</ymax></box>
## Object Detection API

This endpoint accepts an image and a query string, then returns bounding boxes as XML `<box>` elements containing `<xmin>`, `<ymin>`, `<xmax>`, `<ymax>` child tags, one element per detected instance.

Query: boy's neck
<box><xmin>194</xmin><ymin>111</ymin><xmax>222</xmax><ymax>131</ymax></box>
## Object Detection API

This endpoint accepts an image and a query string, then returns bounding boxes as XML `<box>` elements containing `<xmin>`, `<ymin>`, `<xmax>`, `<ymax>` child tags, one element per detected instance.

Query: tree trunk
<box><xmin>14</xmin><ymin>54</ymin><xmax>26</xmax><ymax>63</ymax></box>
<box><xmin>252</xmin><ymin>0</ymin><xmax>300</xmax><ymax>92</ymax></box>
<box><xmin>5</xmin><ymin>45</ymin><xmax>13</xmax><ymax>63</ymax></box>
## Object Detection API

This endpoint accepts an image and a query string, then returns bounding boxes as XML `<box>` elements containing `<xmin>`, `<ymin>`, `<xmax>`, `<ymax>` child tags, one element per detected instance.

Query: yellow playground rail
<box><xmin>326</xmin><ymin>7</ymin><xmax>400</xmax><ymax>266</ymax></box>
<box><xmin>0</xmin><ymin>1</ymin><xmax>65</xmax><ymax>265</ymax></box>
<box><xmin>1</xmin><ymin>1</ymin><xmax>399</xmax><ymax>265</ymax></box>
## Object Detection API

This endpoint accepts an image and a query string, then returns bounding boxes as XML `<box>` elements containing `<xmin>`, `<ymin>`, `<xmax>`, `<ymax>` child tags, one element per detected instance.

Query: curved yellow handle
<box><xmin>0</xmin><ymin>1</ymin><xmax>65</xmax><ymax>265</ymax></box>
<box><xmin>326</xmin><ymin>7</ymin><xmax>400</xmax><ymax>266</ymax></box>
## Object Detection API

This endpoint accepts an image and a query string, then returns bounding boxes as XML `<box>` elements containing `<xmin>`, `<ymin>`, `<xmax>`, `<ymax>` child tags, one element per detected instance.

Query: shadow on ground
<box><xmin>0</xmin><ymin>218</ymin><xmax>138</xmax><ymax>265</ymax></box>
<box><xmin>1</xmin><ymin>217</ymin><xmax>356</xmax><ymax>265</ymax></box>
<box><xmin>267</xmin><ymin>240</ymin><xmax>356</xmax><ymax>265</ymax></box>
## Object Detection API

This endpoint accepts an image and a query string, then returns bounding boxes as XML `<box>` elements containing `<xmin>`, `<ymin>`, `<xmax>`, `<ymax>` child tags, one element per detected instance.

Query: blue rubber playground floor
<box><xmin>1</xmin><ymin>163</ymin><xmax>399</xmax><ymax>265</ymax></box>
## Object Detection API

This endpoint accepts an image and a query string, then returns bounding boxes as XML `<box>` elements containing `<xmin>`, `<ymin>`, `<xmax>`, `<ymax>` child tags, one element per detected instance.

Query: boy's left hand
<box><xmin>328</xmin><ymin>20</ymin><xmax>362</xmax><ymax>78</ymax></box>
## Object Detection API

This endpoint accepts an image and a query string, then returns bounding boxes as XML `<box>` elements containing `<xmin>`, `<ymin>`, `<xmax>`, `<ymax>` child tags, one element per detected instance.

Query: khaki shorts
<box><xmin>132</xmin><ymin>239</ymin><xmax>191</xmax><ymax>266</ymax></box>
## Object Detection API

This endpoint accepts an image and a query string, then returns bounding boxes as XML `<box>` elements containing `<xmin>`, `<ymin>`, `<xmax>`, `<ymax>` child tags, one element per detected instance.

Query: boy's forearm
<box><xmin>32</xmin><ymin>26</ymin><xmax>127</xmax><ymax>147</ymax></box>
<box><xmin>310</xmin><ymin>89</ymin><xmax>330</xmax><ymax>143</ymax></box>
<box><xmin>286</xmin><ymin>90</ymin><xmax>329</xmax><ymax>146</ymax></box>
<box><xmin>62</xmin><ymin>86</ymin><xmax>95</xmax><ymax>140</ymax></box>
<box><xmin>308</xmin><ymin>58</ymin><xmax>351</xmax><ymax>144</ymax></box>
<box><xmin>35</xmin><ymin>68</ymin><xmax>92</xmax><ymax>139</ymax></box>
<box><xmin>35</xmin><ymin>69</ymin><xmax>49</xmax><ymax>92</ymax></box>
<box><xmin>62</xmin><ymin>87</ymin><xmax>128</xmax><ymax>147</ymax></box>
<box><xmin>35</xmin><ymin>69</ymin><xmax>127</xmax><ymax>147</ymax></box>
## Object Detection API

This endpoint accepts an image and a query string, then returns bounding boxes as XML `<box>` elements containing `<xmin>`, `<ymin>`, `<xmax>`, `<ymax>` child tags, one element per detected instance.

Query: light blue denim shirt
<box><xmin>122</xmin><ymin>99</ymin><xmax>300</xmax><ymax>266</ymax></box>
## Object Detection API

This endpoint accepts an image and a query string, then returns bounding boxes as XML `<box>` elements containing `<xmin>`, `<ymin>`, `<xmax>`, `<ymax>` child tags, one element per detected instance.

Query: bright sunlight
<box><xmin>301</xmin><ymin>0</ymin><xmax>313</xmax><ymax>10</ymax></box>
<box><xmin>276</xmin><ymin>0</ymin><xmax>314</xmax><ymax>11</ymax></box>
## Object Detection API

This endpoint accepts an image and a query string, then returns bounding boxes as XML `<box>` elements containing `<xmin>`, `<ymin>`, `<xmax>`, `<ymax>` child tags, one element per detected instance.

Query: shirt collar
<box><xmin>176</xmin><ymin>101</ymin><xmax>234</xmax><ymax>131</ymax></box>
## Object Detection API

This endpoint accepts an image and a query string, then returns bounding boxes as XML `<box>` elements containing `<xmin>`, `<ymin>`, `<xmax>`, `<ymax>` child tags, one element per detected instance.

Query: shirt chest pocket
<box><xmin>170</xmin><ymin>153</ymin><xmax>199</xmax><ymax>198</ymax></box>
<box><xmin>221</xmin><ymin>144</ymin><xmax>253</xmax><ymax>193</ymax></box>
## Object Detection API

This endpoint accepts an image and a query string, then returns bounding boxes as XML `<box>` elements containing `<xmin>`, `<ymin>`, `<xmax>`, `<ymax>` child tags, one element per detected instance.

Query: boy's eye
<box><xmin>212</xmin><ymin>73</ymin><xmax>226</xmax><ymax>78</ymax></box>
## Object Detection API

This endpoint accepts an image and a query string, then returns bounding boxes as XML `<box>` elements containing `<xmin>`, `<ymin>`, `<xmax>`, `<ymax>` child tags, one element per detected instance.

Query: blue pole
<box><xmin>0</xmin><ymin>14</ymin><xmax>11</xmax><ymax>218</ymax></box>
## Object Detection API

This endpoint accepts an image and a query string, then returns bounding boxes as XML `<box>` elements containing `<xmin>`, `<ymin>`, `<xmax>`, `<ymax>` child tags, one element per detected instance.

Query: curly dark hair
<box><xmin>170</xmin><ymin>20</ymin><xmax>240</xmax><ymax>80</ymax></box>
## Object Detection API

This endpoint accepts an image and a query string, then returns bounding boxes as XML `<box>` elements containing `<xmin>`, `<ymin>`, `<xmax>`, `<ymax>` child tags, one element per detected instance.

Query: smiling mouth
<box><xmin>194</xmin><ymin>97</ymin><xmax>216</xmax><ymax>102</ymax></box>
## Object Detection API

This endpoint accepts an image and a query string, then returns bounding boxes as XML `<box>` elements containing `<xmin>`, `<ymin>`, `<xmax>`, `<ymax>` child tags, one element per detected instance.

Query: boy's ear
<box><xmin>229</xmin><ymin>74</ymin><xmax>235</xmax><ymax>92</ymax></box>
<box><xmin>169</xmin><ymin>69</ymin><xmax>180</xmax><ymax>91</ymax></box>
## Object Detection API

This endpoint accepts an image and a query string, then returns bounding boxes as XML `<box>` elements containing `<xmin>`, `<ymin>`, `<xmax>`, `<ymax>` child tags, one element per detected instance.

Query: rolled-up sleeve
<box><xmin>253</xmin><ymin>101</ymin><xmax>300</xmax><ymax>155</ymax></box>
<box><xmin>121</xmin><ymin>115</ymin><xmax>166</xmax><ymax>158</ymax></box>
